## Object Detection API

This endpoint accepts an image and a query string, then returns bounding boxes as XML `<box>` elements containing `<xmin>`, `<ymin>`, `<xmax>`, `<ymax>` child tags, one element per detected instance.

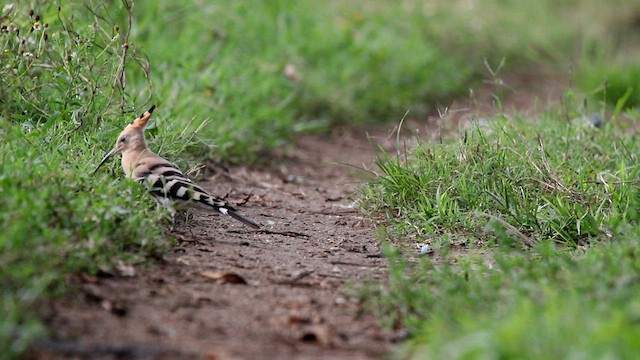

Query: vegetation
<box><xmin>361</xmin><ymin>87</ymin><xmax>640</xmax><ymax>359</ymax></box>
<box><xmin>362</xmin><ymin>113</ymin><xmax>640</xmax><ymax>244</ymax></box>
<box><xmin>351</xmin><ymin>1</ymin><xmax>640</xmax><ymax>357</ymax></box>
<box><xmin>368</xmin><ymin>233</ymin><xmax>640</xmax><ymax>359</ymax></box>
<box><xmin>0</xmin><ymin>3</ymin><xmax>167</xmax><ymax>357</ymax></box>
<box><xmin>2</xmin><ymin>0</ymin><xmax>640</xmax><ymax>358</ymax></box>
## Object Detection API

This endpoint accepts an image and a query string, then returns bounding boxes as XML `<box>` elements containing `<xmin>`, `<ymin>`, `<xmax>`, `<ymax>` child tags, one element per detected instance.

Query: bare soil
<box><xmin>30</xmin><ymin>128</ymin><xmax>399</xmax><ymax>360</ymax></box>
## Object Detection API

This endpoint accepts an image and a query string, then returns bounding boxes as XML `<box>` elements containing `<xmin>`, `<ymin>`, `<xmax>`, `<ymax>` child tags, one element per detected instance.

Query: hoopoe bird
<box><xmin>93</xmin><ymin>105</ymin><xmax>260</xmax><ymax>229</ymax></box>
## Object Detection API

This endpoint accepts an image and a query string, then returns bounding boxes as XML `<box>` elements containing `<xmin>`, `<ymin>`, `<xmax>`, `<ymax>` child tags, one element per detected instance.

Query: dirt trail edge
<box><xmin>32</xmin><ymin>128</ymin><xmax>398</xmax><ymax>360</ymax></box>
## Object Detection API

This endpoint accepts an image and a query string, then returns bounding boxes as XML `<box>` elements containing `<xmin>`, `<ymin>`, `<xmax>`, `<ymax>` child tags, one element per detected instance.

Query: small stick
<box><xmin>471</xmin><ymin>211</ymin><xmax>535</xmax><ymax>247</ymax></box>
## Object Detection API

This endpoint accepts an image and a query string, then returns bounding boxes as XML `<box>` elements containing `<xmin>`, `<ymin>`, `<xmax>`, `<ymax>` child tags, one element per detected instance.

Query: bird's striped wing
<box><xmin>134</xmin><ymin>162</ymin><xmax>260</xmax><ymax>229</ymax></box>
<box><xmin>135</xmin><ymin>162</ymin><xmax>229</xmax><ymax>209</ymax></box>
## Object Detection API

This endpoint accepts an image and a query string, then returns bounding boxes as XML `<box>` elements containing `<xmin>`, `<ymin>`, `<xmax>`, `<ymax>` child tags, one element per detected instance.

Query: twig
<box><xmin>136</xmin><ymin>54</ymin><xmax>153</xmax><ymax>106</ymax></box>
<box><xmin>583</xmin><ymin>178</ymin><xmax>640</xmax><ymax>185</ymax></box>
<box><xmin>471</xmin><ymin>211</ymin><xmax>535</xmax><ymax>247</ymax></box>
<box><xmin>271</xmin><ymin>270</ymin><xmax>314</xmax><ymax>285</ymax></box>
<box><xmin>32</xmin><ymin>339</ymin><xmax>179</xmax><ymax>358</ymax></box>
<box><xmin>113</xmin><ymin>0</ymin><xmax>134</xmax><ymax>112</ymax></box>
<box><xmin>306</xmin><ymin>208</ymin><xmax>360</xmax><ymax>215</ymax></box>
<box><xmin>236</xmin><ymin>193</ymin><xmax>253</xmax><ymax>206</ymax></box>
<box><xmin>330</xmin><ymin>260</ymin><xmax>376</xmax><ymax>267</ymax></box>
<box><xmin>316</xmin><ymin>273</ymin><xmax>345</xmax><ymax>279</ymax></box>
<box><xmin>227</xmin><ymin>229</ymin><xmax>311</xmax><ymax>238</ymax></box>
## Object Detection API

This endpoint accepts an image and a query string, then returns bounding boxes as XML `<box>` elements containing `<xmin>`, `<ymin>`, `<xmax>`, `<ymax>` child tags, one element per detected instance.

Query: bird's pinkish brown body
<box><xmin>94</xmin><ymin>106</ymin><xmax>260</xmax><ymax>229</ymax></box>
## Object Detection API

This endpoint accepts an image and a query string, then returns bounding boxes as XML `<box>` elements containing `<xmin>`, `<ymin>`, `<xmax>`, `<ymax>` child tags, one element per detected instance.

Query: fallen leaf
<box><xmin>175</xmin><ymin>257</ymin><xmax>191</xmax><ymax>266</ymax></box>
<box><xmin>205</xmin><ymin>351</ymin><xmax>220</xmax><ymax>360</ymax></box>
<box><xmin>290</xmin><ymin>269</ymin><xmax>313</xmax><ymax>282</ymax></box>
<box><xmin>200</xmin><ymin>271</ymin><xmax>247</xmax><ymax>284</ymax></box>
<box><xmin>288</xmin><ymin>315</ymin><xmax>311</xmax><ymax>325</ymax></box>
<box><xmin>79</xmin><ymin>273</ymin><xmax>99</xmax><ymax>284</ymax></box>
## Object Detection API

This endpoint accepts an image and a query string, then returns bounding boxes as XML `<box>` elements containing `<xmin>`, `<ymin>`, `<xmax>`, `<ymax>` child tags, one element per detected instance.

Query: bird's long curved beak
<box><xmin>93</xmin><ymin>146</ymin><xmax>121</xmax><ymax>175</ymax></box>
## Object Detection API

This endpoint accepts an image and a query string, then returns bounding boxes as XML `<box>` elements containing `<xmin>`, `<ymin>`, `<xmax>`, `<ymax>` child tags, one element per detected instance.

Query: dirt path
<box><xmin>31</xmin><ymin>128</ymin><xmax>398</xmax><ymax>360</ymax></box>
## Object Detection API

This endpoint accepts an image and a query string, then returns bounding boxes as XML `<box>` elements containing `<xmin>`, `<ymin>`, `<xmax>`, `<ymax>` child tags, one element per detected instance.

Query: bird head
<box><xmin>93</xmin><ymin>105</ymin><xmax>156</xmax><ymax>174</ymax></box>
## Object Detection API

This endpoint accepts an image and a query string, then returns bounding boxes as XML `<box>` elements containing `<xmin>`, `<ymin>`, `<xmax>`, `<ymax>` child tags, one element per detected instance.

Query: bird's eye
<box><xmin>119</xmin><ymin>136</ymin><xmax>127</xmax><ymax>143</ymax></box>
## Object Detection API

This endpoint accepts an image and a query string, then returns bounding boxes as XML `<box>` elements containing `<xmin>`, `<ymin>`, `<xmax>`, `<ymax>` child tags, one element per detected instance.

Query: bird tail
<box><xmin>227</xmin><ymin>209</ymin><xmax>261</xmax><ymax>229</ymax></box>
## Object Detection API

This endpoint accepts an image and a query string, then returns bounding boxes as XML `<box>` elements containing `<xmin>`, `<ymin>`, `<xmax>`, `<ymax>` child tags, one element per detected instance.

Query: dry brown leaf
<box><xmin>79</xmin><ymin>273</ymin><xmax>99</xmax><ymax>284</ymax></box>
<box><xmin>288</xmin><ymin>315</ymin><xmax>311</xmax><ymax>325</ymax></box>
<box><xmin>200</xmin><ymin>271</ymin><xmax>248</xmax><ymax>284</ymax></box>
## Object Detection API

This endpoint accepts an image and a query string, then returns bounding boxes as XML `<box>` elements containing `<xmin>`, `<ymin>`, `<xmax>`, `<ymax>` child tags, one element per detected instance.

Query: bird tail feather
<box><xmin>227</xmin><ymin>209</ymin><xmax>260</xmax><ymax>229</ymax></box>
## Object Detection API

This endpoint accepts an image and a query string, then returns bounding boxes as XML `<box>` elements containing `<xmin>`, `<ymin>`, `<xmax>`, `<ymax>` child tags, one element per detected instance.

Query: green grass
<box><xmin>2</xmin><ymin>0</ymin><xmax>640</xmax><ymax>358</ymax></box>
<box><xmin>129</xmin><ymin>1</ymin><xmax>479</xmax><ymax>161</ymax></box>
<box><xmin>360</xmin><ymin>114</ymin><xmax>640</xmax><ymax>358</ymax></box>
<box><xmin>0</xmin><ymin>4</ymin><xmax>171</xmax><ymax>356</ymax></box>
<box><xmin>362</xmin><ymin>114</ymin><xmax>640</xmax><ymax>245</ymax></box>
<box><xmin>131</xmin><ymin>0</ymin><xmax>639</xmax><ymax>160</ymax></box>
<box><xmin>370</xmin><ymin>236</ymin><xmax>640</xmax><ymax>359</ymax></box>
<box><xmin>577</xmin><ymin>54</ymin><xmax>640</xmax><ymax>109</ymax></box>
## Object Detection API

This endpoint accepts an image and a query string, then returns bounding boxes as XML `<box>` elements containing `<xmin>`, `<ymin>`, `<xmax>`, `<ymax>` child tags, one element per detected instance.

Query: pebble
<box><xmin>419</xmin><ymin>244</ymin><xmax>431</xmax><ymax>254</ymax></box>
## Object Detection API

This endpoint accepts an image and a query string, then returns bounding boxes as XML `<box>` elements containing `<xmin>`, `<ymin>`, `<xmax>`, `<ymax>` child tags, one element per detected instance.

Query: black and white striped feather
<box><xmin>134</xmin><ymin>161</ymin><xmax>260</xmax><ymax>229</ymax></box>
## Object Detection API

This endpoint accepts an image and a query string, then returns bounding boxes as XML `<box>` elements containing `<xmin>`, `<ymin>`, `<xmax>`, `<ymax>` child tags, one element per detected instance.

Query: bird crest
<box><xmin>129</xmin><ymin>105</ymin><xmax>156</xmax><ymax>129</ymax></box>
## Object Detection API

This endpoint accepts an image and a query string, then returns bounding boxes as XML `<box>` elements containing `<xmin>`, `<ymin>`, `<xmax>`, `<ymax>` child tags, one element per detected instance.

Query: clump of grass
<box><xmin>362</xmin><ymin>114</ymin><xmax>640</xmax><ymax>246</ymax></box>
<box><xmin>576</xmin><ymin>55</ymin><xmax>640</xmax><ymax>109</ymax></box>
<box><xmin>365</xmin><ymin>234</ymin><xmax>640</xmax><ymax>359</ymax></box>
<box><xmin>0</xmin><ymin>3</ymin><xmax>168</xmax><ymax>358</ymax></box>
<box><xmin>0</xmin><ymin>2</ymin><xmax>149</xmax><ymax>125</ymax></box>
<box><xmin>359</xmin><ymin>109</ymin><xmax>640</xmax><ymax>357</ymax></box>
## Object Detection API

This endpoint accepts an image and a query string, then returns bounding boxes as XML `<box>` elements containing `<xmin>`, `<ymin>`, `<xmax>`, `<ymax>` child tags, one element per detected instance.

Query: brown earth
<box><xmin>28</xmin><ymin>71</ymin><xmax>567</xmax><ymax>360</ymax></box>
